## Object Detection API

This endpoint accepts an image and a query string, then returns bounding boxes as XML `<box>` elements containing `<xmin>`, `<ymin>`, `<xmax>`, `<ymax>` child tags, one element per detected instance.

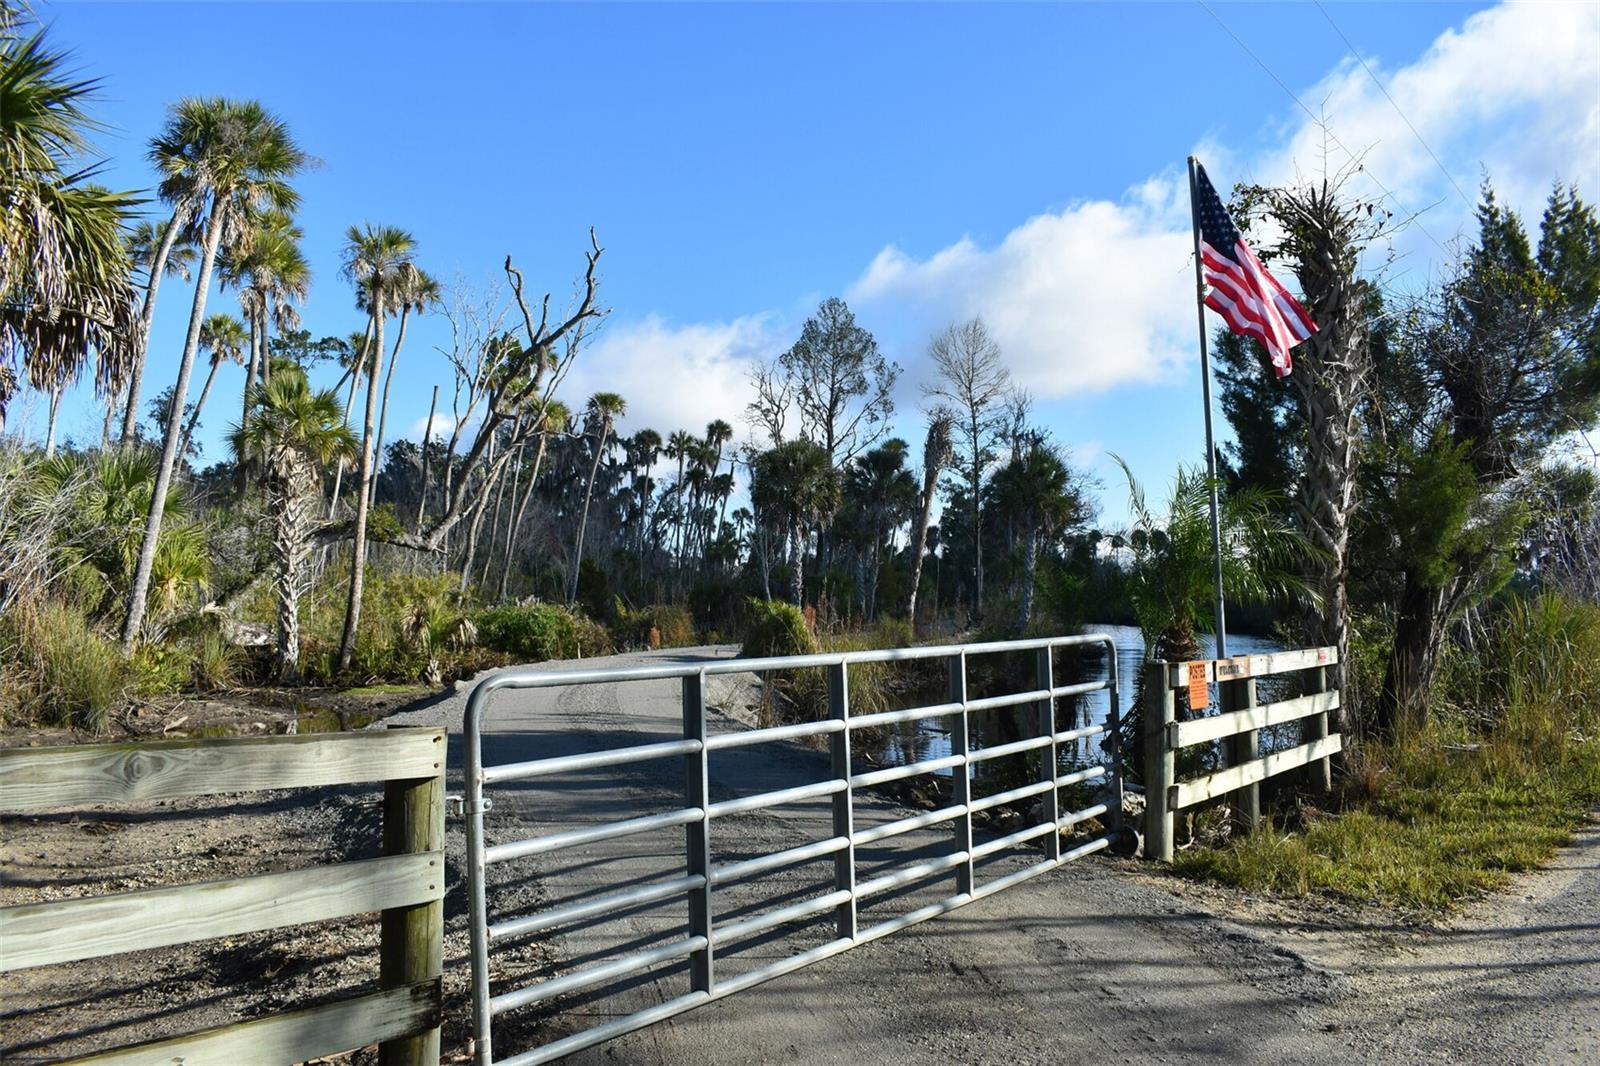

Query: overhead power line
<box><xmin>1313</xmin><ymin>0</ymin><xmax>1475</xmax><ymax>210</ymax></box>
<box><xmin>1195</xmin><ymin>0</ymin><xmax>1454</xmax><ymax>261</ymax></box>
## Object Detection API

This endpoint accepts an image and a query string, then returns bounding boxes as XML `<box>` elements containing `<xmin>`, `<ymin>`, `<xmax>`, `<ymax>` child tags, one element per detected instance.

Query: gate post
<box><xmin>1034</xmin><ymin>647</ymin><xmax>1061</xmax><ymax>861</ymax></box>
<box><xmin>682</xmin><ymin>672</ymin><xmax>715</xmax><ymax>993</ymax></box>
<box><xmin>379</xmin><ymin>731</ymin><xmax>444</xmax><ymax>1066</ymax></box>
<box><xmin>1224</xmin><ymin>677</ymin><xmax>1261</xmax><ymax>834</ymax></box>
<box><xmin>827</xmin><ymin>661</ymin><xmax>858</xmax><ymax>939</ymax></box>
<box><xmin>948</xmin><ymin>654</ymin><xmax>975</xmax><ymax>896</ymax></box>
<box><xmin>1142</xmin><ymin>661</ymin><xmax>1174</xmax><ymax>863</ymax></box>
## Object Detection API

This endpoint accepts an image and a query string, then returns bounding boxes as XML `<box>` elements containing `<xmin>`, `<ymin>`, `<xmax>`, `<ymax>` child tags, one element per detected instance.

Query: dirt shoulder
<box><xmin>1140</xmin><ymin>811</ymin><xmax>1600</xmax><ymax>1065</ymax></box>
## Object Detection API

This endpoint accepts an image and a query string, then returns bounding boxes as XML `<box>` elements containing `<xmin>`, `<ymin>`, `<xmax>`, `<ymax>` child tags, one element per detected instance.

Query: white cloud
<box><xmin>847</xmin><ymin>2</ymin><xmax>1600</xmax><ymax>400</ymax></box>
<box><xmin>560</xmin><ymin>312</ymin><xmax>782</xmax><ymax>449</ymax></box>
<box><xmin>850</xmin><ymin>190</ymin><xmax>1197</xmax><ymax>398</ymax></box>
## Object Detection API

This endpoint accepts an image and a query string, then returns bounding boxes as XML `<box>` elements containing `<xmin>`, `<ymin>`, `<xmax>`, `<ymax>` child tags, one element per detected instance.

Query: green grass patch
<box><xmin>1173</xmin><ymin>737</ymin><xmax>1600</xmax><ymax>912</ymax></box>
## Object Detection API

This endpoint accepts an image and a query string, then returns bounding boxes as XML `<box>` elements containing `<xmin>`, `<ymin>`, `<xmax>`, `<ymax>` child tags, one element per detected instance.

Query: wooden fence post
<box><xmin>1308</xmin><ymin>663</ymin><xmax>1334</xmax><ymax>793</ymax></box>
<box><xmin>379</xmin><ymin>739</ymin><xmax>444</xmax><ymax>1066</ymax></box>
<box><xmin>1142</xmin><ymin>661</ymin><xmax>1174</xmax><ymax>862</ymax></box>
<box><xmin>1225</xmin><ymin>677</ymin><xmax>1260</xmax><ymax>834</ymax></box>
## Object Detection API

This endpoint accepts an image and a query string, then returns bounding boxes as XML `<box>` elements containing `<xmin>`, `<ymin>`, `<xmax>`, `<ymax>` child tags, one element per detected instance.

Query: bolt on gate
<box><xmin>462</xmin><ymin>634</ymin><xmax>1123</xmax><ymax>1065</ymax></box>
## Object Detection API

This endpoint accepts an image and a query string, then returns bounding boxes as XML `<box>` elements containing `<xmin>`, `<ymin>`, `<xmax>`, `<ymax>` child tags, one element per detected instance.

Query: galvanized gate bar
<box><xmin>463</xmin><ymin>632</ymin><xmax>1123</xmax><ymax>1066</ymax></box>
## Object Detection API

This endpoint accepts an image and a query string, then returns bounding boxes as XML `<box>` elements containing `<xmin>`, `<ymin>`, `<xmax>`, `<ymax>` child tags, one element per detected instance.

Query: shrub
<box><xmin>10</xmin><ymin>602</ymin><xmax>129</xmax><ymax>731</ymax></box>
<box><xmin>480</xmin><ymin>601</ymin><xmax>588</xmax><ymax>659</ymax></box>
<box><xmin>192</xmin><ymin>627</ymin><xmax>243</xmax><ymax>691</ymax></box>
<box><xmin>613</xmin><ymin>602</ymin><xmax>697</xmax><ymax>650</ymax></box>
<box><xmin>739</xmin><ymin>598</ymin><xmax>817</xmax><ymax>659</ymax></box>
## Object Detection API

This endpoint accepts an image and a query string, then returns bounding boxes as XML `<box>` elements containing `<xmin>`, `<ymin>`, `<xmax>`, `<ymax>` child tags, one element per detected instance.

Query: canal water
<box><xmin>870</xmin><ymin>623</ymin><xmax>1285</xmax><ymax>775</ymax></box>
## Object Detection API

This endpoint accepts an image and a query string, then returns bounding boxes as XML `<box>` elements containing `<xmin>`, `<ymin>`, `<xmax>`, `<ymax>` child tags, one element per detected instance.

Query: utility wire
<box><xmin>1313</xmin><ymin>0</ymin><xmax>1475</xmax><ymax>210</ymax></box>
<box><xmin>1195</xmin><ymin>0</ymin><xmax>1454</xmax><ymax>260</ymax></box>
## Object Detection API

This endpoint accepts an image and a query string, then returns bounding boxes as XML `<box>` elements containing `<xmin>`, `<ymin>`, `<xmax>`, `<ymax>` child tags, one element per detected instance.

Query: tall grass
<box><xmin>1175</xmin><ymin>591</ymin><xmax>1600</xmax><ymax>912</ymax></box>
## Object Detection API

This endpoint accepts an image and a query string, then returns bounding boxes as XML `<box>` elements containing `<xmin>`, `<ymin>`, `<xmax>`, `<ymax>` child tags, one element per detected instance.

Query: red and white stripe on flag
<box><xmin>1200</xmin><ymin>239</ymin><xmax>1317</xmax><ymax>378</ymax></box>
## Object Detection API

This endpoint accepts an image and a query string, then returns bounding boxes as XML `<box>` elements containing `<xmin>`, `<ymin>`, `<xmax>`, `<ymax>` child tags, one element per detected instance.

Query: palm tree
<box><xmin>750</xmin><ymin>439</ymin><xmax>839</xmax><ymax>606</ymax></box>
<box><xmin>1116</xmin><ymin>457</ymin><xmax>1319</xmax><ymax>667</ymax></box>
<box><xmin>36</xmin><ymin>449</ymin><xmax>210</xmax><ymax>622</ymax></box>
<box><xmin>988</xmin><ymin>437</ymin><xmax>1085</xmax><ymax>631</ymax></box>
<box><xmin>569</xmin><ymin>392</ymin><xmax>626</xmax><ymax>605</ymax></box>
<box><xmin>906</xmin><ymin>410</ymin><xmax>954</xmax><ymax>620</ymax></box>
<box><xmin>232</xmin><ymin>367</ymin><xmax>356</xmax><ymax>680</ymax></box>
<box><xmin>178</xmin><ymin>313</ymin><xmax>247</xmax><ymax>460</ymax></box>
<box><xmin>221</xmin><ymin>207</ymin><xmax>308</xmax><ymax>407</ymax></box>
<box><xmin>369</xmin><ymin>265</ymin><xmax>438</xmax><ymax>509</ymax></box>
<box><xmin>121</xmin><ymin>98</ymin><xmax>306</xmax><ymax>651</ymax></box>
<box><xmin>336</xmin><ymin>224</ymin><xmax>417</xmax><ymax>672</ymax></box>
<box><xmin>0</xmin><ymin>7</ymin><xmax>139</xmax><ymax>435</ymax></box>
<box><xmin>664</xmin><ymin>429</ymin><xmax>694</xmax><ymax>570</ymax></box>
<box><xmin>843</xmin><ymin>439</ymin><xmax>918</xmax><ymax>620</ymax></box>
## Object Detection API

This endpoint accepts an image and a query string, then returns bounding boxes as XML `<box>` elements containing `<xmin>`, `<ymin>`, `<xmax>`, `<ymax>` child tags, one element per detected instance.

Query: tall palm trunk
<box><xmin>121</xmin><ymin>198</ymin><xmax>226</xmax><ymax>651</ymax></box>
<box><xmin>44</xmin><ymin>381</ymin><xmax>63</xmax><ymax>457</ymax></box>
<box><xmin>336</xmin><ymin>293</ymin><xmax>387</xmax><ymax>673</ymax></box>
<box><xmin>500</xmin><ymin>429</ymin><xmax>550</xmax><ymax>602</ymax></box>
<box><xmin>906</xmin><ymin>467</ymin><xmax>939</xmax><ymax>620</ymax></box>
<box><xmin>120</xmin><ymin>205</ymin><xmax>187</xmax><ymax>446</ymax></box>
<box><xmin>327</xmin><ymin>319</ymin><xmax>372</xmax><ymax>519</ymax></box>
<box><xmin>1016</xmin><ymin>526</ymin><xmax>1038</xmax><ymax>632</ymax></box>
<box><xmin>272</xmin><ymin>456</ymin><xmax>316</xmax><ymax>681</ymax></box>
<box><xmin>369</xmin><ymin>305</ymin><xmax>412</xmax><ymax>510</ymax></box>
<box><xmin>178</xmin><ymin>355</ymin><xmax>222</xmax><ymax>461</ymax></box>
<box><xmin>568</xmin><ymin>426</ymin><xmax>610</xmax><ymax>606</ymax></box>
<box><xmin>788</xmin><ymin>519</ymin><xmax>805</xmax><ymax>606</ymax></box>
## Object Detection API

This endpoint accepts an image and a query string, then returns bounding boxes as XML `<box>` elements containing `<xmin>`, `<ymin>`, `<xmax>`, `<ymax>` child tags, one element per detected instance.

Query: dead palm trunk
<box><xmin>568</xmin><ymin>424</ymin><xmax>611</xmax><ymax>606</ymax></box>
<box><xmin>336</xmin><ymin>291</ymin><xmax>388</xmax><ymax>673</ymax></box>
<box><xmin>120</xmin><ymin>205</ymin><xmax>189</xmax><ymax>446</ymax></box>
<box><xmin>416</xmin><ymin>383</ymin><xmax>439</xmax><ymax>532</ymax></box>
<box><xmin>121</xmin><ymin>197</ymin><xmax>226</xmax><ymax>651</ymax></box>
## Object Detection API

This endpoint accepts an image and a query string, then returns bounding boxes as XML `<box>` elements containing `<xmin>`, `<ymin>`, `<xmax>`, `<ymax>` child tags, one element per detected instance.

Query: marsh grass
<box><xmin>1173</xmin><ymin>592</ymin><xmax>1600</xmax><ymax>912</ymax></box>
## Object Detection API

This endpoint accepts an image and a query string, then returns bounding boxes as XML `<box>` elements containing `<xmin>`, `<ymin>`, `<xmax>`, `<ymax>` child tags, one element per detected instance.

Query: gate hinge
<box><xmin>446</xmin><ymin>794</ymin><xmax>493</xmax><ymax>818</ymax></box>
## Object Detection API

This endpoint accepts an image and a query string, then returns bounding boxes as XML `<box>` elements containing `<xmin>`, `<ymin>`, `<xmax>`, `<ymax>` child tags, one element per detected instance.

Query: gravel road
<box><xmin>385</xmin><ymin>644</ymin><xmax>1600</xmax><ymax>1066</ymax></box>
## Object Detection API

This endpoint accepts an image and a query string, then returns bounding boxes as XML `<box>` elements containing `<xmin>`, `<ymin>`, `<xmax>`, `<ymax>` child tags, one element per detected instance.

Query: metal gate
<box><xmin>462</xmin><ymin>634</ymin><xmax>1122</xmax><ymax>1065</ymax></box>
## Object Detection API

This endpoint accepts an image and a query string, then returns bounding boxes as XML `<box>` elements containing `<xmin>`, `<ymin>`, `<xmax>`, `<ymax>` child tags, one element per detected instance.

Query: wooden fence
<box><xmin>0</xmin><ymin>727</ymin><xmax>447</xmax><ymax>1065</ymax></box>
<box><xmin>1142</xmin><ymin>647</ymin><xmax>1341</xmax><ymax>862</ymax></box>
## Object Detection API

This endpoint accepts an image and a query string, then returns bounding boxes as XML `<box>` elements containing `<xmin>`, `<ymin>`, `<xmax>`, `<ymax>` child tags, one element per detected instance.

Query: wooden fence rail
<box><xmin>1143</xmin><ymin>648</ymin><xmax>1339</xmax><ymax>862</ymax></box>
<box><xmin>0</xmin><ymin>727</ymin><xmax>446</xmax><ymax>1066</ymax></box>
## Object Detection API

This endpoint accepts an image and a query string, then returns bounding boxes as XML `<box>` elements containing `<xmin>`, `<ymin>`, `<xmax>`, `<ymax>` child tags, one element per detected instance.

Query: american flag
<box><xmin>1193</xmin><ymin>162</ymin><xmax>1317</xmax><ymax>378</ymax></box>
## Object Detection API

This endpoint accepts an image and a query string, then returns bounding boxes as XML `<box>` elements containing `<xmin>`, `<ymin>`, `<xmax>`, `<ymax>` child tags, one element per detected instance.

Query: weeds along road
<box><xmin>389</xmin><ymin>646</ymin><xmax>1598</xmax><ymax>1066</ymax></box>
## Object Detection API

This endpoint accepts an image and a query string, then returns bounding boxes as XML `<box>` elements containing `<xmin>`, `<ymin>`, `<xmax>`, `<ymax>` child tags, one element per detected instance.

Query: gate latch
<box><xmin>446</xmin><ymin>794</ymin><xmax>493</xmax><ymax>818</ymax></box>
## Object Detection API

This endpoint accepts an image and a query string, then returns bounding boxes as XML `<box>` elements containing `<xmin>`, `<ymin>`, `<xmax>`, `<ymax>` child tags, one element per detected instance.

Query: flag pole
<box><xmin>1187</xmin><ymin>155</ymin><xmax>1229</xmax><ymax>660</ymax></box>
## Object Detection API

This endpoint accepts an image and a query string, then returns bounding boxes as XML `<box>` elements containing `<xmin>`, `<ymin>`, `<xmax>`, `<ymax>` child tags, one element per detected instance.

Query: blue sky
<box><xmin>28</xmin><ymin>1</ymin><xmax>1600</xmax><ymax>525</ymax></box>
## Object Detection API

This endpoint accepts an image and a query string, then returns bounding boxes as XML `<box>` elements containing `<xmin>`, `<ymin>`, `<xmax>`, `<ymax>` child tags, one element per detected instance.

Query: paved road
<box><xmin>391</xmin><ymin>646</ymin><xmax>1599</xmax><ymax>1065</ymax></box>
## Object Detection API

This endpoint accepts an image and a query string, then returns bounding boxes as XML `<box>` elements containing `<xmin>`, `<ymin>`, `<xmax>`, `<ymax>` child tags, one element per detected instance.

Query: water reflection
<box><xmin>868</xmin><ymin>623</ymin><xmax>1285</xmax><ymax>775</ymax></box>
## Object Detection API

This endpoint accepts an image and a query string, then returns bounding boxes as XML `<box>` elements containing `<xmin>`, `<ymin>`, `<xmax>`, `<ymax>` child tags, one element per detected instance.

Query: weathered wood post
<box><xmin>1142</xmin><ymin>661</ymin><xmax>1174</xmax><ymax>862</ymax></box>
<box><xmin>1308</xmin><ymin>660</ymin><xmax>1334</xmax><ymax>793</ymax></box>
<box><xmin>1224</xmin><ymin>675</ymin><xmax>1261</xmax><ymax>834</ymax></box>
<box><xmin>380</xmin><ymin>729</ymin><xmax>445</xmax><ymax>1066</ymax></box>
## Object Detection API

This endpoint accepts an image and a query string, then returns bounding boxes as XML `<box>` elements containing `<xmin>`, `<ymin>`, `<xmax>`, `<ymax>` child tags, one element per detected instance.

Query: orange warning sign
<box><xmin>1187</xmin><ymin>661</ymin><xmax>1209</xmax><ymax>710</ymax></box>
